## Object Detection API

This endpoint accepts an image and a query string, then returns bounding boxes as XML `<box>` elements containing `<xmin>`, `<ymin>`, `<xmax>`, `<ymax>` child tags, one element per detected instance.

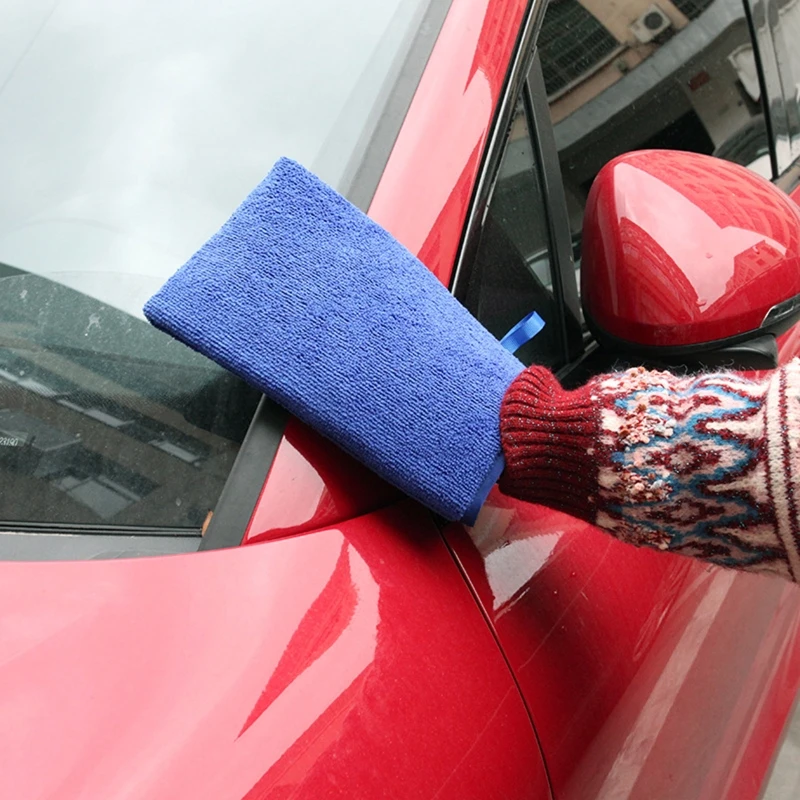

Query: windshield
<box><xmin>0</xmin><ymin>0</ymin><xmax>433</xmax><ymax>534</ymax></box>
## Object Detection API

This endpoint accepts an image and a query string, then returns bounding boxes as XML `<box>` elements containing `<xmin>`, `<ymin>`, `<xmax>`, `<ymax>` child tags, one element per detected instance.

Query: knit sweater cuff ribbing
<box><xmin>499</xmin><ymin>366</ymin><xmax>599</xmax><ymax>520</ymax></box>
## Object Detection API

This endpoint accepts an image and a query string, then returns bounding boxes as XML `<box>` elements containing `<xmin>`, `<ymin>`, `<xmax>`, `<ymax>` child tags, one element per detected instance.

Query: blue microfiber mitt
<box><xmin>144</xmin><ymin>158</ymin><xmax>524</xmax><ymax>522</ymax></box>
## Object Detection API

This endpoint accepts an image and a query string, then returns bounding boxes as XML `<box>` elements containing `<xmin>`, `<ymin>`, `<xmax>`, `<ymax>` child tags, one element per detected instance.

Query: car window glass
<box><xmin>464</xmin><ymin>97</ymin><xmax>565</xmax><ymax>368</ymax></box>
<box><xmin>746</xmin><ymin>0</ymin><xmax>800</xmax><ymax>173</ymax></box>
<box><xmin>0</xmin><ymin>0</ymin><xmax>431</xmax><ymax>532</ymax></box>
<box><xmin>542</xmin><ymin>0</ymin><xmax>772</xmax><ymax>274</ymax></box>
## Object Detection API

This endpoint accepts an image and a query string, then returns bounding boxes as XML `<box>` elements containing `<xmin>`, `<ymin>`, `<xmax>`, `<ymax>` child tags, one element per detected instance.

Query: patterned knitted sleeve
<box><xmin>499</xmin><ymin>361</ymin><xmax>800</xmax><ymax>582</ymax></box>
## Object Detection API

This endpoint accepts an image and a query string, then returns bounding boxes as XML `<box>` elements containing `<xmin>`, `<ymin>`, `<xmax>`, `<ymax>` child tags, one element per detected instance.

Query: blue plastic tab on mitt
<box><xmin>144</xmin><ymin>158</ymin><xmax>524</xmax><ymax>523</ymax></box>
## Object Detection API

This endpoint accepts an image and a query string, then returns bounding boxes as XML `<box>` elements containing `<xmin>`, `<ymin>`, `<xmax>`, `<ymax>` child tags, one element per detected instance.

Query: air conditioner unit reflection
<box><xmin>630</xmin><ymin>4</ymin><xmax>672</xmax><ymax>43</ymax></box>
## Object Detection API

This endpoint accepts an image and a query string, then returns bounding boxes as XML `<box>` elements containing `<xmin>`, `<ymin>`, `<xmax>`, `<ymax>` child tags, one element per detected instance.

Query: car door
<box><xmin>441</xmin><ymin>2</ymin><xmax>800</xmax><ymax>798</ymax></box>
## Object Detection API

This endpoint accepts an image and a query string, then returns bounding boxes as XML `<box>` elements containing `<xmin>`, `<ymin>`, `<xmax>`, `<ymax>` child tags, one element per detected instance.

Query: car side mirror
<box><xmin>580</xmin><ymin>150</ymin><xmax>800</xmax><ymax>370</ymax></box>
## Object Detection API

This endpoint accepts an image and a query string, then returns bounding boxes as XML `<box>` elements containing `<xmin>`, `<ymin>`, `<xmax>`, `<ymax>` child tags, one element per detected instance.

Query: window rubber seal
<box><xmin>743</xmin><ymin>0</ymin><xmax>780</xmax><ymax>181</ymax></box>
<box><xmin>449</xmin><ymin>0</ymin><xmax>549</xmax><ymax>299</ymax></box>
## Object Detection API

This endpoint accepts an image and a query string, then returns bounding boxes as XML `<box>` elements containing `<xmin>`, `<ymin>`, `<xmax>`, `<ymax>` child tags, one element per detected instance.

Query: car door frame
<box><xmin>450</xmin><ymin>24</ymin><xmax>584</xmax><ymax>372</ymax></box>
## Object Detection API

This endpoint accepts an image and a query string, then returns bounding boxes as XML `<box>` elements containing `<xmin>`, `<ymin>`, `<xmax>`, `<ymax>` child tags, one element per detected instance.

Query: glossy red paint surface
<box><xmin>242</xmin><ymin>6</ymin><xmax>800</xmax><ymax>798</ymax></box>
<box><xmin>0</xmin><ymin>4</ymin><xmax>556</xmax><ymax>798</ymax></box>
<box><xmin>444</xmin><ymin>264</ymin><xmax>800</xmax><ymax>798</ymax></box>
<box><xmin>582</xmin><ymin>150</ymin><xmax>800</xmax><ymax>348</ymax></box>
<box><xmin>369</xmin><ymin>0</ymin><xmax>528</xmax><ymax>281</ymax></box>
<box><xmin>243</xmin><ymin>418</ymin><xmax>400</xmax><ymax>544</ymax></box>
<box><xmin>442</xmin><ymin>490</ymin><xmax>800</xmax><ymax>800</ymax></box>
<box><xmin>0</xmin><ymin>502</ymin><xmax>550</xmax><ymax>799</ymax></box>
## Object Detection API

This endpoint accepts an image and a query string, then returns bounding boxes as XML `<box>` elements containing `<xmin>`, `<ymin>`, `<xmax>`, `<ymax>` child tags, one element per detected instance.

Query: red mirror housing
<box><xmin>581</xmin><ymin>150</ymin><xmax>800</xmax><ymax>358</ymax></box>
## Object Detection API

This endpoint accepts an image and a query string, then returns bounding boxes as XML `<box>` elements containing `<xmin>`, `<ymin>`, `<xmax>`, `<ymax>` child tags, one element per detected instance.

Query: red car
<box><xmin>1</xmin><ymin>0</ymin><xmax>800</xmax><ymax>797</ymax></box>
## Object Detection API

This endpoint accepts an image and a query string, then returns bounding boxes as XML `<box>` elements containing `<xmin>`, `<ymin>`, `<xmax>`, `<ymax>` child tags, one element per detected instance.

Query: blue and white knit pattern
<box><xmin>593</xmin><ymin>363</ymin><xmax>800</xmax><ymax>580</ymax></box>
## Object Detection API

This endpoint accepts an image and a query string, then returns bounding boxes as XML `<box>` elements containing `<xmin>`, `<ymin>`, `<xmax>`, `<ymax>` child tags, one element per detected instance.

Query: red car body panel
<box><xmin>368</xmin><ymin>0</ymin><xmax>528</xmax><ymax>281</ymax></box>
<box><xmin>436</xmin><ymin>162</ymin><xmax>800</xmax><ymax>795</ymax></box>
<box><xmin>443</xmin><ymin>500</ymin><xmax>800</xmax><ymax>799</ymax></box>
<box><xmin>0</xmin><ymin>3</ymin><xmax>554</xmax><ymax>798</ymax></box>
<box><xmin>243</xmin><ymin>418</ymin><xmax>400</xmax><ymax>545</ymax></box>
<box><xmin>581</xmin><ymin>150</ymin><xmax>800</xmax><ymax>349</ymax></box>
<box><xmin>371</xmin><ymin>5</ymin><xmax>800</xmax><ymax>797</ymax></box>
<box><xmin>0</xmin><ymin>502</ymin><xmax>550</xmax><ymax>799</ymax></box>
<box><xmin>5</xmin><ymin>0</ymin><xmax>800</xmax><ymax>797</ymax></box>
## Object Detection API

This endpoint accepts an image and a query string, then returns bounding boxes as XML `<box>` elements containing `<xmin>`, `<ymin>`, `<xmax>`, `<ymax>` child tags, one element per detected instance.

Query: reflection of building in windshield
<box><xmin>0</xmin><ymin>264</ymin><xmax>260</xmax><ymax>530</ymax></box>
<box><xmin>543</xmin><ymin>0</ymin><xmax>776</xmax><ymax>246</ymax></box>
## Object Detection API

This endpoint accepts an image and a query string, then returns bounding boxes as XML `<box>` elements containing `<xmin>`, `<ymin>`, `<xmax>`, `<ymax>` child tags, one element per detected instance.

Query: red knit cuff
<box><xmin>499</xmin><ymin>366</ymin><xmax>599</xmax><ymax>520</ymax></box>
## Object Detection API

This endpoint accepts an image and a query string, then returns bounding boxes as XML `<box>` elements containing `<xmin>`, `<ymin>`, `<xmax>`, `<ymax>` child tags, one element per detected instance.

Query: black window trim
<box><xmin>198</xmin><ymin>397</ymin><xmax>288</xmax><ymax>551</ymax></box>
<box><xmin>743</xmin><ymin>0</ymin><xmax>780</xmax><ymax>180</ymax></box>
<box><xmin>450</xmin><ymin>0</ymin><xmax>548</xmax><ymax>297</ymax></box>
<box><xmin>450</xmin><ymin>0</ymin><xmax>583</xmax><ymax>372</ymax></box>
<box><xmin>744</xmin><ymin>0</ymin><xmax>800</xmax><ymax>186</ymax></box>
<box><xmin>525</xmin><ymin>54</ymin><xmax>583</xmax><ymax>358</ymax></box>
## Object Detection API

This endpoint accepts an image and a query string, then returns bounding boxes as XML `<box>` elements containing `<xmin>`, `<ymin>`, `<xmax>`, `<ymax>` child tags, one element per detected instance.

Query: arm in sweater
<box><xmin>499</xmin><ymin>362</ymin><xmax>800</xmax><ymax>582</ymax></box>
